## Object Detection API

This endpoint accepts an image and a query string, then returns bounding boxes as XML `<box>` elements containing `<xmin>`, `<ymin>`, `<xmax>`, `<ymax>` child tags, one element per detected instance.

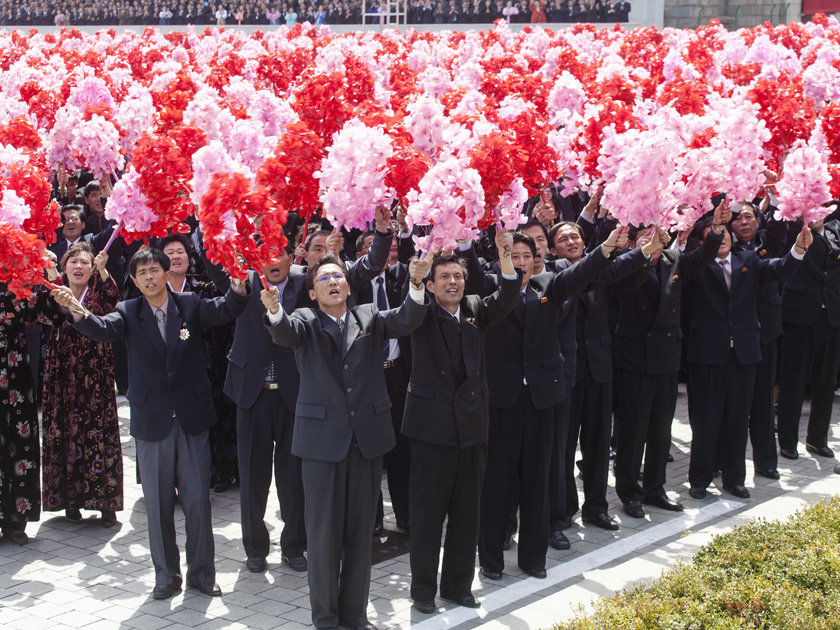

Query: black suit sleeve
<box><xmin>196</xmin><ymin>286</ymin><xmax>251</xmax><ymax>328</ymax></box>
<box><xmin>397</xmin><ymin>233</ymin><xmax>415</xmax><ymax>265</ymax></box>
<box><xmin>74</xmin><ymin>308</ymin><xmax>127</xmax><ymax>342</ymax></box>
<box><xmin>348</xmin><ymin>229</ymin><xmax>392</xmax><ymax>287</ymax></box>
<box><xmin>462</xmin><ymin>244</ymin><xmax>495</xmax><ymax>298</ymax></box>
<box><xmin>547</xmin><ymin>249</ymin><xmax>612</xmax><ymax>303</ymax></box>
<box><xmin>381</xmin><ymin>293</ymin><xmax>430</xmax><ymax>338</ymax></box>
<box><xmin>264</xmin><ymin>308</ymin><xmax>307</xmax><ymax>347</ymax></box>
<box><xmin>476</xmin><ymin>274</ymin><xmax>521</xmax><ymax>328</ymax></box>
<box><xmin>679</xmin><ymin>229</ymin><xmax>724</xmax><ymax>280</ymax></box>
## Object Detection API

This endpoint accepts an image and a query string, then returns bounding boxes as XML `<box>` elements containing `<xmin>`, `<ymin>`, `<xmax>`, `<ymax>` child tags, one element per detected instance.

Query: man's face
<box><xmin>356</xmin><ymin>234</ymin><xmax>374</xmax><ymax>259</ymax></box>
<box><xmin>131</xmin><ymin>261</ymin><xmax>169</xmax><ymax>301</ymax></box>
<box><xmin>732</xmin><ymin>207</ymin><xmax>758</xmax><ymax>244</ymax></box>
<box><xmin>809</xmin><ymin>218</ymin><xmax>825</xmax><ymax>232</ymax></box>
<box><xmin>305</xmin><ymin>235</ymin><xmax>329</xmax><ymax>267</ymax></box>
<box><xmin>262</xmin><ymin>248</ymin><xmax>292</xmax><ymax>284</ymax></box>
<box><xmin>511</xmin><ymin>242</ymin><xmax>535</xmax><ymax>288</ymax></box>
<box><xmin>67</xmin><ymin>178</ymin><xmax>78</xmax><ymax>197</ymax></box>
<box><xmin>86</xmin><ymin>189</ymin><xmax>102</xmax><ymax>214</ymax></box>
<box><xmin>705</xmin><ymin>226</ymin><xmax>733</xmax><ymax>259</ymax></box>
<box><xmin>521</xmin><ymin>226</ymin><xmax>548</xmax><ymax>273</ymax></box>
<box><xmin>162</xmin><ymin>242</ymin><xmax>189</xmax><ymax>276</ymax></box>
<box><xmin>308</xmin><ymin>263</ymin><xmax>350</xmax><ymax>308</ymax></box>
<box><xmin>550</xmin><ymin>225</ymin><xmax>584</xmax><ymax>262</ymax></box>
<box><xmin>388</xmin><ymin>236</ymin><xmax>399</xmax><ymax>267</ymax></box>
<box><xmin>62</xmin><ymin>211</ymin><xmax>83</xmax><ymax>241</ymax></box>
<box><xmin>426</xmin><ymin>262</ymin><xmax>465</xmax><ymax>311</ymax></box>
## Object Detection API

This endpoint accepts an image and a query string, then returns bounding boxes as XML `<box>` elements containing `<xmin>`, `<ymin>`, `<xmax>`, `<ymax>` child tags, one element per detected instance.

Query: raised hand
<box><xmin>325</xmin><ymin>229</ymin><xmax>344</xmax><ymax>255</ymax></box>
<box><xmin>375</xmin><ymin>204</ymin><xmax>392</xmax><ymax>232</ymax></box>
<box><xmin>260</xmin><ymin>285</ymin><xmax>281</xmax><ymax>314</ymax></box>
<box><xmin>600</xmin><ymin>225</ymin><xmax>626</xmax><ymax>256</ymax></box>
<box><xmin>93</xmin><ymin>251</ymin><xmax>109</xmax><ymax>274</ymax></box>
<box><xmin>409</xmin><ymin>250</ymin><xmax>433</xmax><ymax>284</ymax></box>
<box><xmin>713</xmin><ymin>198</ymin><xmax>731</xmax><ymax>227</ymax></box>
<box><xmin>796</xmin><ymin>225</ymin><xmax>814</xmax><ymax>252</ymax></box>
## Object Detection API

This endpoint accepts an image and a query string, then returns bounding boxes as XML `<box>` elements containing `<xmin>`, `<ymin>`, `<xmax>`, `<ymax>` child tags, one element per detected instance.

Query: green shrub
<box><xmin>553</xmin><ymin>497</ymin><xmax>840</xmax><ymax>630</ymax></box>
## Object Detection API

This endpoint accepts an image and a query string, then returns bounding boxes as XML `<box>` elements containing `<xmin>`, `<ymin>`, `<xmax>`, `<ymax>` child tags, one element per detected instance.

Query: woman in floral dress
<box><xmin>41</xmin><ymin>244</ymin><xmax>123</xmax><ymax>527</ymax></box>
<box><xmin>0</xmin><ymin>282</ymin><xmax>64</xmax><ymax>545</ymax></box>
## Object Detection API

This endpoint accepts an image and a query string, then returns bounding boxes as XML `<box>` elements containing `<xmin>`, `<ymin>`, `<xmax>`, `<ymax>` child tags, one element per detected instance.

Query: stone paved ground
<box><xmin>1</xmin><ymin>385</ymin><xmax>838</xmax><ymax>630</ymax></box>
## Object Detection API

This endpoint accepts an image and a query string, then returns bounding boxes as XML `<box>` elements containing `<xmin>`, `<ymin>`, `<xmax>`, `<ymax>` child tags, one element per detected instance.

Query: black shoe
<box><xmin>582</xmin><ymin>512</ymin><xmax>619</xmax><ymax>530</ymax></box>
<box><xmin>101</xmin><ymin>510</ymin><xmax>117</xmax><ymax>527</ymax></box>
<box><xmin>246</xmin><ymin>556</ymin><xmax>267</xmax><ymax>573</ymax></box>
<box><xmin>622</xmin><ymin>501</ymin><xmax>645</xmax><ymax>519</ymax></box>
<box><xmin>548</xmin><ymin>530</ymin><xmax>570</xmax><ymax>550</ymax></box>
<box><xmin>835</xmin><ymin>464</ymin><xmax>840</xmax><ymax>475</ymax></box>
<box><xmin>440</xmin><ymin>592</ymin><xmax>480</xmax><ymax>608</ymax></box>
<box><xmin>522</xmin><ymin>567</ymin><xmax>547</xmax><ymax>579</ymax></box>
<box><xmin>713</xmin><ymin>470</ymin><xmax>721</xmax><ymax>478</ymax></box>
<box><xmin>480</xmin><ymin>566</ymin><xmax>503</xmax><ymax>580</ymax></box>
<box><xmin>413</xmin><ymin>599</ymin><xmax>436</xmax><ymax>614</ymax></box>
<box><xmin>152</xmin><ymin>582</ymin><xmax>182</xmax><ymax>600</ymax></box>
<box><xmin>667</xmin><ymin>453</ymin><xmax>674</xmax><ymax>463</ymax></box>
<box><xmin>65</xmin><ymin>508</ymin><xmax>83</xmax><ymax>523</ymax></box>
<box><xmin>187</xmin><ymin>580</ymin><xmax>222</xmax><ymax>597</ymax></box>
<box><xmin>502</xmin><ymin>532</ymin><xmax>512</xmax><ymax>550</ymax></box>
<box><xmin>341</xmin><ymin>623</ymin><xmax>377</xmax><ymax>630</ymax></box>
<box><xmin>395</xmin><ymin>519</ymin><xmax>410</xmax><ymax>533</ymax></box>
<box><xmin>779</xmin><ymin>448</ymin><xmax>799</xmax><ymax>460</ymax></box>
<box><xmin>643</xmin><ymin>495</ymin><xmax>684</xmax><ymax>512</ymax></box>
<box><xmin>723</xmin><ymin>484</ymin><xmax>750</xmax><ymax>499</ymax></box>
<box><xmin>805</xmin><ymin>443</ymin><xmax>835</xmax><ymax>458</ymax></box>
<box><xmin>688</xmin><ymin>487</ymin><xmax>707</xmax><ymax>500</ymax></box>
<box><xmin>372</xmin><ymin>522</ymin><xmax>384</xmax><ymax>536</ymax></box>
<box><xmin>4</xmin><ymin>530</ymin><xmax>28</xmax><ymax>546</ymax></box>
<box><xmin>282</xmin><ymin>554</ymin><xmax>308</xmax><ymax>572</ymax></box>
<box><xmin>213</xmin><ymin>481</ymin><xmax>229</xmax><ymax>494</ymax></box>
<box><xmin>756</xmin><ymin>469</ymin><xmax>780</xmax><ymax>480</ymax></box>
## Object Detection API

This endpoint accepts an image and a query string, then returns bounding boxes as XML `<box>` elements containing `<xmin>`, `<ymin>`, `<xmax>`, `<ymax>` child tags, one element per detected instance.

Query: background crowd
<box><xmin>0</xmin><ymin>0</ymin><xmax>630</xmax><ymax>27</ymax></box>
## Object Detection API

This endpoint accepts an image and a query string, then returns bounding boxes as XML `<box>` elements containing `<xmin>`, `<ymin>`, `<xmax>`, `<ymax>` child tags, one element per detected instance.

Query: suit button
<box><xmin>441</xmin><ymin>370</ymin><xmax>446</xmax><ymax>376</ymax></box>
<box><xmin>167</xmin><ymin>372</ymin><xmax>172</xmax><ymax>377</ymax></box>
<box><xmin>647</xmin><ymin>333</ymin><xmax>652</xmax><ymax>337</ymax></box>
<box><xmin>346</xmin><ymin>387</ymin><xmax>352</xmax><ymax>393</ymax></box>
<box><xmin>344</xmin><ymin>365</ymin><xmax>349</xmax><ymax>370</ymax></box>
<box><xmin>526</xmin><ymin>341</ymin><xmax>530</xmax><ymax>346</ymax></box>
<box><xmin>350</xmin><ymin>411</ymin><xmax>355</xmax><ymax>416</ymax></box>
<box><xmin>667</xmin><ymin>333</ymin><xmax>671</xmax><ymax>337</ymax></box>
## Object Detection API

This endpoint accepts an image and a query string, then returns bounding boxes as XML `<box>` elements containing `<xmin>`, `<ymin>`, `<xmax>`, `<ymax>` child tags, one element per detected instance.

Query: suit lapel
<box><xmin>316</xmin><ymin>309</ymin><xmax>343</xmax><ymax>353</ymax></box>
<box><xmin>730</xmin><ymin>252</ymin><xmax>745</xmax><ymax>296</ymax></box>
<box><xmin>165</xmin><ymin>295</ymin><xmax>182</xmax><ymax>369</ymax></box>
<box><xmin>342</xmin><ymin>309</ymin><xmax>361</xmax><ymax>359</ymax></box>
<box><xmin>710</xmin><ymin>258</ymin><xmax>730</xmax><ymax>294</ymax></box>
<box><xmin>459</xmin><ymin>306</ymin><xmax>478</xmax><ymax>377</ymax></box>
<box><xmin>523</xmin><ymin>285</ymin><xmax>539</xmax><ymax>337</ymax></box>
<box><xmin>138</xmin><ymin>298</ymin><xmax>167</xmax><ymax>360</ymax></box>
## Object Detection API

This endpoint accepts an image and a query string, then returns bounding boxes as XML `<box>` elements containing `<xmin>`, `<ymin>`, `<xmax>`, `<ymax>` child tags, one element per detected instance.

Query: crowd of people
<box><xmin>1</xmin><ymin>164</ymin><xmax>835</xmax><ymax>628</ymax></box>
<box><xmin>0</xmin><ymin>0</ymin><xmax>630</xmax><ymax>26</ymax></box>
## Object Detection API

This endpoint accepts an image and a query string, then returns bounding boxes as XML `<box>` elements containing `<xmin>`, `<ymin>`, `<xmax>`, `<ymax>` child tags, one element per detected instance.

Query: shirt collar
<box><xmin>148</xmin><ymin>294</ymin><xmax>170</xmax><ymax>318</ymax></box>
<box><xmin>716</xmin><ymin>253</ymin><xmax>733</xmax><ymax>266</ymax></box>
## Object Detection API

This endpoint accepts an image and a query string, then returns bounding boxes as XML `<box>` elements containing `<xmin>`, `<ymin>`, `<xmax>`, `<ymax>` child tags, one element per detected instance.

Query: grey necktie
<box><xmin>155</xmin><ymin>308</ymin><xmax>167</xmax><ymax>343</ymax></box>
<box><xmin>718</xmin><ymin>260</ymin><xmax>731</xmax><ymax>290</ymax></box>
<box><xmin>337</xmin><ymin>317</ymin><xmax>344</xmax><ymax>339</ymax></box>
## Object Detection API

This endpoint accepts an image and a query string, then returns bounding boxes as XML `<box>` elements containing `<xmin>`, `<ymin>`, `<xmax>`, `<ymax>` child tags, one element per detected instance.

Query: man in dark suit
<box><xmin>403</xmin><ymin>231</ymin><xmax>519</xmax><ymax>614</ymax></box>
<box><xmin>685</xmin><ymin>218</ymin><xmax>809</xmax><ymax>499</ymax></box>
<box><xmin>52</xmin><ymin>247</ymin><xmax>249</xmax><ymax>600</ymax></box>
<box><xmin>729</xmin><ymin>201</ymin><xmax>791</xmax><ymax>479</ymax></box>
<box><xmin>549</xmin><ymin>222</ymin><xmax>659</xmax><ymax>532</ymax></box>
<box><xmin>777</xmin><ymin>214</ymin><xmax>840</xmax><ymax>460</ymax></box>
<box><xmin>611</xmin><ymin>202</ymin><xmax>729</xmax><ymax>519</ymax></box>
<box><xmin>465</xmin><ymin>227</ymin><xmax>627</xmax><ymax>581</ymax></box>
<box><xmin>263</xmin><ymin>253</ymin><xmax>430</xmax><ymax>630</ymax></box>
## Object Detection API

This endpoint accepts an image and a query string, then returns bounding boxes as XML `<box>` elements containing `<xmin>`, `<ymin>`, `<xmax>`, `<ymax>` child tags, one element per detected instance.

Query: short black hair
<box><xmin>83</xmin><ymin>181</ymin><xmax>101</xmax><ymax>199</ymax></box>
<box><xmin>306</xmin><ymin>254</ymin><xmax>349</xmax><ymax>291</ymax></box>
<box><xmin>60</xmin><ymin>242</ymin><xmax>94</xmax><ymax>272</ymax></box>
<box><xmin>519</xmin><ymin>218</ymin><xmax>549</xmax><ymax>241</ymax></box>
<box><xmin>512</xmin><ymin>231</ymin><xmax>537</xmax><ymax>258</ymax></box>
<box><xmin>129</xmin><ymin>247</ymin><xmax>170</xmax><ymax>277</ymax></box>
<box><xmin>429</xmin><ymin>254</ymin><xmax>469</xmax><ymax>282</ymax></box>
<box><xmin>61</xmin><ymin>205</ymin><xmax>83</xmax><ymax>222</ymax></box>
<box><xmin>159</xmin><ymin>234</ymin><xmax>194</xmax><ymax>257</ymax></box>
<box><xmin>305</xmin><ymin>229</ymin><xmax>332</xmax><ymax>251</ymax></box>
<box><xmin>355</xmin><ymin>230</ymin><xmax>374</xmax><ymax>253</ymax></box>
<box><xmin>548</xmin><ymin>221</ymin><xmax>584</xmax><ymax>246</ymax></box>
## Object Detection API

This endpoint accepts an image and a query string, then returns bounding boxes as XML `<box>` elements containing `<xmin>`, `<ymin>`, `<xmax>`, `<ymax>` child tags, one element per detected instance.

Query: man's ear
<box><xmin>309</xmin><ymin>288</ymin><xmax>317</xmax><ymax>302</ymax></box>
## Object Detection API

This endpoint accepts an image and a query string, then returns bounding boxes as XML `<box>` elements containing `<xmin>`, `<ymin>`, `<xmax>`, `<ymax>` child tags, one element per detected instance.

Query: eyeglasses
<box><xmin>315</xmin><ymin>273</ymin><xmax>345</xmax><ymax>283</ymax></box>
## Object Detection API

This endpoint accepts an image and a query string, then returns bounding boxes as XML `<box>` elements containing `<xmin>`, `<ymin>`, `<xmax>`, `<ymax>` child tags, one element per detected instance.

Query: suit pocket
<box><xmin>373</xmin><ymin>397</ymin><xmax>392</xmax><ymax>414</ymax></box>
<box><xmin>227</xmin><ymin>352</ymin><xmax>246</xmax><ymax>368</ymax></box>
<box><xmin>296</xmin><ymin>403</ymin><xmax>326</xmax><ymax>419</ymax></box>
<box><xmin>126</xmin><ymin>390</ymin><xmax>145</xmax><ymax>404</ymax></box>
<box><xmin>542</xmin><ymin>354</ymin><xmax>565</xmax><ymax>370</ymax></box>
<box><xmin>407</xmin><ymin>382</ymin><xmax>434</xmax><ymax>399</ymax></box>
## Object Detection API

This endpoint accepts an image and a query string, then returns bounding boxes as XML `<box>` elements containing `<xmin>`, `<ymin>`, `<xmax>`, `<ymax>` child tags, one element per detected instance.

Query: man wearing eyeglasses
<box><xmin>262</xmin><ymin>253</ymin><xmax>431</xmax><ymax>630</ymax></box>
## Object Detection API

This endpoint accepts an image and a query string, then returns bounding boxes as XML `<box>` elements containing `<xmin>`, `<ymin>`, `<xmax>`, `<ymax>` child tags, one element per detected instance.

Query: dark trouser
<box><xmin>237</xmin><ymin>388</ymin><xmax>306</xmax><ymax>561</ymax></box>
<box><xmin>566</xmin><ymin>368</ymin><xmax>612</xmax><ymax>517</ymax></box>
<box><xmin>687</xmin><ymin>352</ymin><xmax>755</xmax><ymax>489</ymax></box>
<box><xmin>409</xmin><ymin>440</ymin><xmax>487</xmax><ymax>602</ymax></box>
<box><xmin>613</xmin><ymin>369</ymin><xmax>678</xmax><ymax>504</ymax></box>
<box><xmin>136</xmin><ymin>422</ymin><xmax>215</xmax><ymax>587</ymax></box>
<box><xmin>478</xmin><ymin>389</ymin><xmax>553</xmax><ymax>574</ymax></box>
<box><xmin>548</xmin><ymin>395</ymin><xmax>571</xmax><ymax>530</ymax></box>
<box><xmin>379</xmin><ymin>358</ymin><xmax>411</xmax><ymax>524</ymax></box>
<box><xmin>778</xmin><ymin>316</ymin><xmax>840</xmax><ymax>450</ymax></box>
<box><xmin>302</xmin><ymin>446</ymin><xmax>381</xmax><ymax>629</ymax></box>
<box><xmin>750</xmin><ymin>339</ymin><xmax>779</xmax><ymax>472</ymax></box>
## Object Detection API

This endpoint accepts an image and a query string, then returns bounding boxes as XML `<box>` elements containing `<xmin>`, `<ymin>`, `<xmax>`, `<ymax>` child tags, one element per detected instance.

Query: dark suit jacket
<box><xmin>74</xmin><ymin>287</ymin><xmax>249</xmax><ymax>441</ymax></box>
<box><xmin>732</xmin><ymin>230</ymin><xmax>787</xmax><ymax>343</ymax></box>
<box><xmin>612</xmin><ymin>230</ymin><xmax>723</xmax><ymax>375</ymax></box>
<box><xmin>265</xmin><ymin>294</ymin><xmax>429</xmax><ymax>462</ymax></box>
<box><xmin>464</xmin><ymin>248</ymin><xmax>612</xmax><ymax>410</ymax></box>
<box><xmin>352</xmin><ymin>261</ymin><xmax>412</xmax><ymax>363</ymax></box>
<box><xmin>209</xmin><ymin>267</ymin><xmax>308</xmax><ymax>411</ymax></box>
<box><xmin>686</xmin><ymin>248</ymin><xmax>801</xmax><ymax>366</ymax></box>
<box><xmin>781</xmin><ymin>221</ymin><xmax>840</xmax><ymax>328</ymax></box>
<box><xmin>402</xmin><ymin>275</ymin><xmax>520</xmax><ymax>448</ymax></box>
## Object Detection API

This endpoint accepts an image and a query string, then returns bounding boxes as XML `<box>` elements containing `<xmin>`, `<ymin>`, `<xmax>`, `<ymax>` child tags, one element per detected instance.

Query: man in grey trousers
<box><xmin>262</xmin><ymin>252</ymin><xmax>430</xmax><ymax>630</ymax></box>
